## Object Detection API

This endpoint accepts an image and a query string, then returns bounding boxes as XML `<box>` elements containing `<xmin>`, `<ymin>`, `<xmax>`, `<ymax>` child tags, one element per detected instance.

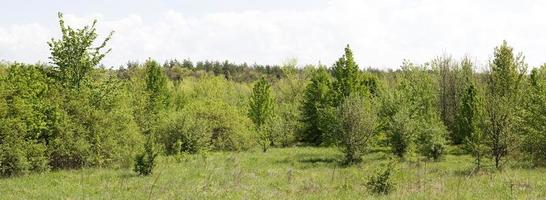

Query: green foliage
<box><xmin>434</xmin><ymin>56</ymin><xmax>461</xmax><ymax>144</ymax></box>
<box><xmin>521</xmin><ymin>65</ymin><xmax>546</xmax><ymax>165</ymax></box>
<box><xmin>249</xmin><ymin>77</ymin><xmax>275</xmax><ymax>152</ymax></box>
<box><xmin>145</xmin><ymin>60</ymin><xmax>169</xmax><ymax>111</ymax></box>
<box><xmin>366</xmin><ymin>163</ymin><xmax>395</xmax><ymax>195</ymax></box>
<box><xmin>48</xmin><ymin>12</ymin><xmax>113</xmax><ymax>88</ymax></box>
<box><xmin>0</xmin><ymin>15</ymin><xmax>142</xmax><ymax>175</ymax></box>
<box><xmin>483</xmin><ymin>41</ymin><xmax>526</xmax><ymax>169</ymax></box>
<box><xmin>2</xmin><ymin>12</ymin><xmax>546</xmax><ymax>186</ymax></box>
<box><xmin>415</xmin><ymin>120</ymin><xmax>447</xmax><ymax>161</ymax></box>
<box><xmin>158</xmin><ymin>112</ymin><xmax>209</xmax><ymax>154</ymax></box>
<box><xmin>271</xmin><ymin>65</ymin><xmax>306</xmax><ymax>147</ymax></box>
<box><xmin>249</xmin><ymin>77</ymin><xmax>274</xmax><ymax>128</ymax></box>
<box><xmin>384</xmin><ymin>108</ymin><xmax>414</xmax><ymax>158</ymax></box>
<box><xmin>455</xmin><ymin>66</ymin><xmax>487</xmax><ymax>168</ymax></box>
<box><xmin>188</xmin><ymin>101</ymin><xmax>254</xmax><ymax>151</ymax></box>
<box><xmin>300</xmin><ymin>68</ymin><xmax>332</xmax><ymax>145</ymax></box>
<box><xmin>134</xmin><ymin>136</ymin><xmax>158</xmax><ymax>176</ymax></box>
<box><xmin>336</xmin><ymin>95</ymin><xmax>378</xmax><ymax>164</ymax></box>
<box><xmin>332</xmin><ymin>45</ymin><xmax>365</xmax><ymax>105</ymax></box>
<box><xmin>381</xmin><ymin>63</ymin><xmax>447</xmax><ymax>160</ymax></box>
<box><xmin>143</xmin><ymin>59</ymin><xmax>169</xmax><ymax>130</ymax></box>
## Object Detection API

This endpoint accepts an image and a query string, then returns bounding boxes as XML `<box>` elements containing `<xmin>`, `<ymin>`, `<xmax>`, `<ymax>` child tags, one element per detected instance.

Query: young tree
<box><xmin>248</xmin><ymin>77</ymin><xmax>275</xmax><ymax>152</ymax></box>
<box><xmin>145</xmin><ymin>59</ymin><xmax>168</xmax><ymax>114</ymax></box>
<box><xmin>48</xmin><ymin>12</ymin><xmax>113</xmax><ymax>89</ymax></box>
<box><xmin>454</xmin><ymin>59</ymin><xmax>486</xmax><ymax>168</ymax></box>
<box><xmin>300</xmin><ymin>68</ymin><xmax>332</xmax><ymax>145</ymax></box>
<box><xmin>134</xmin><ymin>59</ymin><xmax>168</xmax><ymax>175</ymax></box>
<box><xmin>434</xmin><ymin>56</ymin><xmax>461</xmax><ymax>144</ymax></box>
<box><xmin>332</xmin><ymin>45</ymin><xmax>365</xmax><ymax>106</ymax></box>
<box><xmin>337</xmin><ymin>95</ymin><xmax>378</xmax><ymax>164</ymax></box>
<box><xmin>134</xmin><ymin>135</ymin><xmax>158</xmax><ymax>176</ymax></box>
<box><xmin>379</xmin><ymin>90</ymin><xmax>413</xmax><ymax>158</ymax></box>
<box><xmin>521</xmin><ymin>65</ymin><xmax>546</xmax><ymax>165</ymax></box>
<box><xmin>483</xmin><ymin>41</ymin><xmax>526</xmax><ymax>169</ymax></box>
<box><xmin>385</xmin><ymin>62</ymin><xmax>447</xmax><ymax>160</ymax></box>
<box><xmin>460</xmin><ymin>83</ymin><xmax>486</xmax><ymax>169</ymax></box>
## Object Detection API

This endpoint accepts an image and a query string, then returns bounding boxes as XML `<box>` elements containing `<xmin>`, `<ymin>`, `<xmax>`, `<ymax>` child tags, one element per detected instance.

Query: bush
<box><xmin>415</xmin><ymin>119</ymin><xmax>447</xmax><ymax>161</ymax></box>
<box><xmin>0</xmin><ymin>119</ymin><xmax>49</xmax><ymax>177</ymax></box>
<box><xmin>158</xmin><ymin>100</ymin><xmax>254</xmax><ymax>154</ymax></box>
<box><xmin>385</xmin><ymin>108</ymin><xmax>415</xmax><ymax>158</ymax></box>
<box><xmin>48</xmin><ymin>84</ymin><xmax>143</xmax><ymax>169</ymax></box>
<box><xmin>158</xmin><ymin>112</ymin><xmax>209</xmax><ymax>154</ymax></box>
<box><xmin>336</xmin><ymin>95</ymin><xmax>378</xmax><ymax>164</ymax></box>
<box><xmin>366</xmin><ymin>163</ymin><xmax>395</xmax><ymax>195</ymax></box>
<box><xmin>134</xmin><ymin>136</ymin><xmax>158</xmax><ymax>176</ymax></box>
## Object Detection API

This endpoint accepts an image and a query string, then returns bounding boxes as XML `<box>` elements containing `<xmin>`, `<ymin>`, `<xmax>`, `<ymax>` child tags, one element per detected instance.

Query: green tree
<box><xmin>142</xmin><ymin>59</ymin><xmax>169</xmax><ymax>132</ymax></box>
<box><xmin>460</xmin><ymin>83</ymin><xmax>486</xmax><ymax>169</ymax></box>
<box><xmin>483</xmin><ymin>41</ymin><xmax>526</xmax><ymax>169</ymax></box>
<box><xmin>434</xmin><ymin>56</ymin><xmax>461</xmax><ymax>144</ymax></box>
<box><xmin>48</xmin><ymin>12</ymin><xmax>113</xmax><ymax>88</ymax></box>
<box><xmin>521</xmin><ymin>65</ymin><xmax>546</xmax><ymax>165</ymax></box>
<box><xmin>332</xmin><ymin>45</ymin><xmax>364</xmax><ymax>105</ymax></box>
<box><xmin>386</xmin><ymin>62</ymin><xmax>447</xmax><ymax>160</ymax></box>
<box><xmin>0</xmin><ymin>64</ymin><xmax>51</xmax><ymax>176</ymax></box>
<box><xmin>454</xmin><ymin>60</ymin><xmax>486</xmax><ymax>168</ymax></box>
<box><xmin>134</xmin><ymin>59</ymin><xmax>168</xmax><ymax>175</ymax></box>
<box><xmin>379</xmin><ymin>90</ymin><xmax>413</xmax><ymax>158</ymax></box>
<box><xmin>248</xmin><ymin>77</ymin><xmax>275</xmax><ymax>152</ymax></box>
<box><xmin>337</xmin><ymin>95</ymin><xmax>378</xmax><ymax>164</ymax></box>
<box><xmin>134</xmin><ymin>135</ymin><xmax>158</xmax><ymax>176</ymax></box>
<box><xmin>300</xmin><ymin>68</ymin><xmax>332</xmax><ymax>145</ymax></box>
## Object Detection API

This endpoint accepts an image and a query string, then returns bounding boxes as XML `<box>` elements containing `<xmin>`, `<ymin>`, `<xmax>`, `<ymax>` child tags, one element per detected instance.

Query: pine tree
<box><xmin>300</xmin><ymin>68</ymin><xmax>332</xmax><ymax>145</ymax></box>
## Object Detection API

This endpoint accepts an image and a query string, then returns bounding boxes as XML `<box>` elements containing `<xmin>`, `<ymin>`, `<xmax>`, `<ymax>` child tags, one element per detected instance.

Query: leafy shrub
<box><xmin>384</xmin><ymin>107</ymin><xmax>415</xmax><ymax>158</ymax></box>
<box><xmin>366</xmin><ymin>164</ymin><xmax>395</xmax><ymax>195</ymax></box>
<box><xmin>134</xmin><ymin>136</ymin><xmax>158</xmax><ymax>176</ymax></box>
<box><xmin>336</xmin><ymin>95</ymin><xmax>378</xmax><ymax>164</ymax></box>
<box><xmin>194</xmin><ymin>101</ymin><xmax>254</xmax><ymax>151</ymax></box>
<box><xmin>158</xmin><ymin>100</ymin><xmax>254</xmax><ymax>153</ymax></box>
<box><xmin>0</xmin><ymin>119</ymin><xmax>49</xmax><ymax>177</ymax></box>
<box><xmin>158</xmin><ymin>112</ymin><xmax>209</xmax><ymax>154</ymax></box>
<box><xmin>416</xmin><ymin>120</ymin><xmax>447</xmax><ymax>161</ymax></box>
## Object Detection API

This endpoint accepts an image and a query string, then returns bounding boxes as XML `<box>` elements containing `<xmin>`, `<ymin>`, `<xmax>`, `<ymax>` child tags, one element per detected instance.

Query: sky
<box><xmin>1</xmin><ymin>0</ymin><xmax>545</xmax><ymax>69</ymax></box>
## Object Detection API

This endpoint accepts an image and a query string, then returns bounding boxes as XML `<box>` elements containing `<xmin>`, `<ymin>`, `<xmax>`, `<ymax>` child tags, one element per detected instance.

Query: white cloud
<box><xmin>1</xmin><ymin>0</ymin><xmax>545</xmax><ymax>69</ymax></box>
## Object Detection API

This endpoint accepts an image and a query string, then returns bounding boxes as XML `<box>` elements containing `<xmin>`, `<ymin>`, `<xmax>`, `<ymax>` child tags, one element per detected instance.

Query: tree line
<box><xmin>0</xmin><ymin>13</ymin><xmax>544</xmax><ymax>177</ymax></box>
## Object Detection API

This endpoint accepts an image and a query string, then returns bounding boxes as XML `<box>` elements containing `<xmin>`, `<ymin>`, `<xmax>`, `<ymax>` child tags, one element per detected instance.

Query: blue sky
<box><xmin>1</xmin><ymin>0</ymin><xmax>545</xmax><ymax>69</ymax></box>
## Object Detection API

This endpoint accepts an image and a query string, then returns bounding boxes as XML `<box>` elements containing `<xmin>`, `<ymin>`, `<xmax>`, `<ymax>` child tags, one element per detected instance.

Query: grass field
<box><xmin>1</xmin><ymin>147</ymin><xmax>545</xmax><ymax>199</ymax></box>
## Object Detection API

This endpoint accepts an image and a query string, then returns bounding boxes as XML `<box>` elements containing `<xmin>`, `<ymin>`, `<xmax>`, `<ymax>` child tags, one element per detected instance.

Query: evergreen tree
<box><xmin>332</xmin><ymin>45</ymin><xmax>364</xmax><ymax>106</ymax></box>
<box><xmin>300</xmin><ymin>68</ymin><xmax>332</xmax><ymax>145</ymax></box>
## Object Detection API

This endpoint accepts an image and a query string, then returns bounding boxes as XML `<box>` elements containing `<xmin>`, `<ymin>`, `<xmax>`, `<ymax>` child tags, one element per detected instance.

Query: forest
<box><xmin>0</xmin><ymin>13</ymin><xmax>545</xmax><ymax>199</ymax></box>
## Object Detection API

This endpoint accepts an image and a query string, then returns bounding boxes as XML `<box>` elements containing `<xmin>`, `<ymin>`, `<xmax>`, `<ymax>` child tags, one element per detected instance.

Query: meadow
<box><xmin>2</xmin><ymin>147</ymin><xmax>545</xmax><ymax>200</ymax></box>
<box><xmin>1</xmin><ymin>12</ymin><xmax>545</xmax><ymax>200</ymax></box>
